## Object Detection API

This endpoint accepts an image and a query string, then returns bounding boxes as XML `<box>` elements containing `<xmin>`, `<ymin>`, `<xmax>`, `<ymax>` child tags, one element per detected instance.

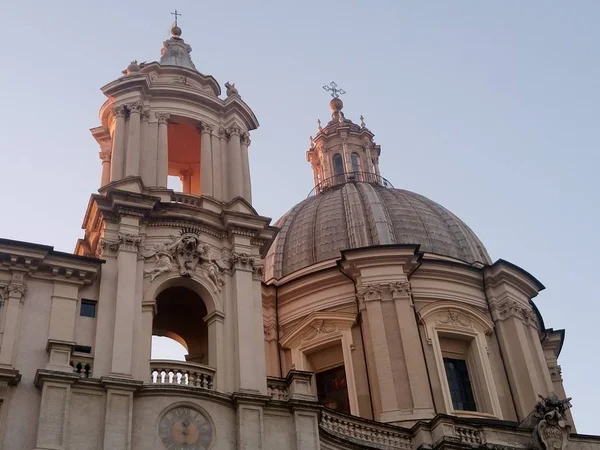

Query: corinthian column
<box><xmin>99</xmin><ymin>148</ymin><xmax>111</xmax><ymax>187</ymax></box>
<box><xmin>156</xmin><ymin>113</ymin><xmax>170</xmax><ymax>188</ymax></box>
<box><xmin>240</xmin><ymin>132</ymin><xmax>252</xmax><ymax>203</ymax></box>
<box><xmin>227</xmin><ymin>124</ymin><xmax>244</xmax><ymax>200</ymax></box>
<box><xmin>199</xmin><ymin>122</ymin><xmax>214</xmax><ymax>197</ymax></box>
<box><xmin>125</xmin><ymin>102</ymin><xmax>142</xmax><ymax>177</ymax></box>
<box><xmin>110</xmin><ymin>105</ymin><xmax>127</xmax><ymax>181</ymax></box>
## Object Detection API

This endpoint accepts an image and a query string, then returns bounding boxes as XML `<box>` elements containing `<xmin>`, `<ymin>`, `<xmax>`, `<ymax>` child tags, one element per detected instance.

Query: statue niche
<box><xmin>143</xmin><ymin>228</ymin><xmax>227</xmax><ymax>292</ymax></box>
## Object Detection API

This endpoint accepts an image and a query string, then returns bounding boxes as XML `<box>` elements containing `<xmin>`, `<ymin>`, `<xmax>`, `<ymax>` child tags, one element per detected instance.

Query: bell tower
<box><xmin>90</xmin><ymin>24</ymin><xmax>255</xmax><ymax>202</ymax></box>
<box><xmin>75</xmin><ymin>21</ymin><xmax>277</xmax><ymax>405</ymax></box>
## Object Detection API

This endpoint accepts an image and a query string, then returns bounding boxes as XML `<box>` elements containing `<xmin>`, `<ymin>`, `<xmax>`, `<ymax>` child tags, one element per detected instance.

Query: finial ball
<box><xmin>330</xmin><ymin>97</ymin><xmax>344</xmax><ymax>112</ymax></box>
<box><xmin>171</xmin><ymin>25</ymin><xmax>182</xmax><ymax>37</ymax></box>
<box><xmin>126</xmin><ymin>60</ymin><xmax>141</xmax><ymax>74</ymax></box>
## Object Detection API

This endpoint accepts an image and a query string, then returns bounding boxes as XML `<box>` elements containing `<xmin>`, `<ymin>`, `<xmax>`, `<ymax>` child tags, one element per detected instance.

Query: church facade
<box><xmin>0</xmin><ymin>23</ymin><xmax>597</xmax><ymax>450</ymax></box>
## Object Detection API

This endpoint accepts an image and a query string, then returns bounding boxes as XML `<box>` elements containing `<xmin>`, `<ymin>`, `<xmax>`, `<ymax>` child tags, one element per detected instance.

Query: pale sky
<box><xmin>1</xmin><ymin>1</ymin><xmax>599</xmax><ymax>434</ymax></box>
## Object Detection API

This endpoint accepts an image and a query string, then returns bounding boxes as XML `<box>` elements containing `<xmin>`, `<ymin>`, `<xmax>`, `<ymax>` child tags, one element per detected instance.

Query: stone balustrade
<box><xmin>320</xmin><ymin>409</ymin><xmax>411</xmax><ymax>450</ymax></box>
<box><xmin>150</xmin><ymin>360</ymin><xmax>215</xmax><ymax>390</ymax></box>
<box><xmin>171</xmin><ymin>192</ymin><xmax>203</xmax><ymax>207</ymax></box>
<box><xmin>455</xmin><ymin>426</ymin><xmax>483</xmax><ymax>445</ymax></box>
<box><xmin>70</xmin><ymin>353</ymin><xmax>93</xmax><ymax>378</ymax></box>
<box><xmin>266</xmin><ymin>376</ymin><xmax>289</xmax><ymax>401</ymax></box>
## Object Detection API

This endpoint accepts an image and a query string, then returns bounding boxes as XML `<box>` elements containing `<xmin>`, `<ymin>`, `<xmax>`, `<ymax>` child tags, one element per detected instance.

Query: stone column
<box><xmin>341</xmin><ymin>132</ymin><xmax>351</xmax><ymax>173</ymax></box>
<box><xmin>205</xmin><ymin>311</ymin><xmax>225</xmax><ymax>390</ymax></box>
<box><xmin>229</xmin><ymin>246</ymin><xmax>266</xmax><ymax>393</ymax></box>
<box><xmin>211</xmin><ymin>129</ymin><xmax>224</xmax><ymax>200</ymax></box>
<box><xmin>179</xmin><ymin>170</ymin><xmax>192</xmax><ymax>194</ymax></box>
<box><xmin>390</xmin><ymin>281</ymin><xmax>435</xmax><ymax>418</ymax></box>
<box><xmin>110</xmin><ymin>105</ymin><xmax>127</xmax><ymax>182</ymax></box>
<box><xmin>139</xmin><ymin>302</ymin><xmax>155</xmax><ymax>383</ymax></box>
<box><xmin>110</xmin><ymin>232</ymin><xmax>143</xmax><ymax>377</ymax></box>
<box><xmin>0</xmin><ymin>274</ymin><xmax>26</xmax><ymax>368</ymax></box>
<box><xmin>227</xmin><ymin>124</ymin><xmax>244</xmax><ymax>200</ymax></box>
<box><xmin>373</xmin><ymin>156</ymin><xmax>381</xmax><ymax>177</ymax></box>
<box><xmin>125</xmin><ymin>102</ymin><xmax>142</xmax><ymax>177</ymax></box>
<box><xmin>365</xmin><ymin>143</ymin><xmax>374</xmax><ymax>174</ymax></box>
<box><xmin>240</xmin><ymin>132</ymin><xmax>252</xmax><ymax>203</ymax></box>
<box><xmin>199</xmin><ymin>122</ymin><xmax>214</xmax><ymax>197</ymax></box>
<box><xmin>156</xmin><ymin>113</ymin><xmax>170</xmax><ymax>188</ymax></box>
<box><xmin>359</xmin><ymin>286</ymin><xmax>400</xmax><ymax>418</ymax></box>
<box><xmin>99</xmin><ymin>149</ymin><xmax>111</xmax><ymax>187</ymax></box>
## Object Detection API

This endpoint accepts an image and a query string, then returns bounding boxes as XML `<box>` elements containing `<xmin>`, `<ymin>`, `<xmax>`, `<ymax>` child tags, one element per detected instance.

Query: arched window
<box><xmin>351</xmin><ymin>153</ymin><xmax>361</xmax><ymax>174</ymax></box>
<box><xmin>332</xmin><ymin>153</ymin><xmax>344</xmax><ymax>177</ymax></box>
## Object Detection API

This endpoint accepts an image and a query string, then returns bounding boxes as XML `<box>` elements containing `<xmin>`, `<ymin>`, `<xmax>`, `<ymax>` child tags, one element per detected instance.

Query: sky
<box><xmin>1</xmin><ymin>0</ymin><xmax>599</xmax><ymax>433</ymax></box>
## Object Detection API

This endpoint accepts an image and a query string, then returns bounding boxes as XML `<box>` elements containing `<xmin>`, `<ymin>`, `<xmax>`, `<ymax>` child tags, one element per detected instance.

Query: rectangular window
<box><xmin>80</xmin><ymin>300</ymin><xmax>97</xmax><ymax>318</ymax></box>
<box><xmin>443</xmin><ymin>357</ymin><xmax>477</xmax><ymax>411</ymax></box>
<box><xmin>316</xmin><ymin>365</ymin><xmax>351</xmax><ymax>414</ymax></box>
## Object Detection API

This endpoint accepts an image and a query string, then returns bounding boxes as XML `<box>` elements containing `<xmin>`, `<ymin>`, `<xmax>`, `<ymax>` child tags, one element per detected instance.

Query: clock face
<box><xmin>158</xmin><ymin>406</ymin><xmax>213</xmax><ymax>450</ymax></box>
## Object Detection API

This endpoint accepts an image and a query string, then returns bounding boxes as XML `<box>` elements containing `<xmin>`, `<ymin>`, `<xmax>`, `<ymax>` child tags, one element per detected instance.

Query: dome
<box><xmin>265</xmin><ymin>182</ymin><xmax>491</xmax><ymax>279</ymax></box>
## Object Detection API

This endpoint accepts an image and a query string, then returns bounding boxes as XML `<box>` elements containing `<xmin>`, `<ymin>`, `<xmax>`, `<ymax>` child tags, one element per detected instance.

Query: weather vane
<box><xmin>322</xmin><ymin>81</ymin><xmax>346</xmax><ymax>99</ymax></box>
<box><xmin>171</xmin><ymin>9</ymin><xmax>182</xmax><ymax>26</ymax></box>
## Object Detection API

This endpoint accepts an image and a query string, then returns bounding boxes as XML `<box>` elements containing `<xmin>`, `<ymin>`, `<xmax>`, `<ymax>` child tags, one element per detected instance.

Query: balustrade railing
<box><xmin>150</xmin><ymin>360</ymin><xmax>215</xmax><ymax>390</ymax></box>
<box><xmin>320</xmin><ymin>409</ymin><xmax>411</xmax><ymax>450</ymax></box>
<box><xmin>308</xmin><ymin>172</ymin><xmax>393</xmax><ymax>197</ymax></box>
<box><xmin>170</xmin><ymin>192</ymin><xmax>203</xmax><ymax>207</ymax></box>
<box><xmin>70</xmin><ymin>353</ymin><xmax>93</xmax><ymax>378</ymax></box>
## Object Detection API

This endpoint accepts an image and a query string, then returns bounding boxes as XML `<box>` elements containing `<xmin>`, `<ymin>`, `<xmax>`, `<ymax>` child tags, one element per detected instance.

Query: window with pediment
<box><xmin>419</xmin><ymin>302</ymin><xmax>502</xmax><ymax>418</ymax></box>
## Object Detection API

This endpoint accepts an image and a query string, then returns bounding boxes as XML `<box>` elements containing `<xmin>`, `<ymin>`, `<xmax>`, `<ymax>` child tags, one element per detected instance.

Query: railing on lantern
<box><xmin>308</xmin><ymin>172</ymin><xmax>394</xmax><ymax>197</ymax></box>
<box><xmin>150</xmin><ymin>360</ymin><xmax>215</xmax><ymax>390</ymax></box>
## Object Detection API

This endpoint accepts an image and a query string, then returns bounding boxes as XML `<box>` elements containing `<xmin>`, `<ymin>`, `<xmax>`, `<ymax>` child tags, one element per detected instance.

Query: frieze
<box><xmin>142</xmin><ymin>228</ymin><xmax>227</xmax><ymax>292</ymax></box>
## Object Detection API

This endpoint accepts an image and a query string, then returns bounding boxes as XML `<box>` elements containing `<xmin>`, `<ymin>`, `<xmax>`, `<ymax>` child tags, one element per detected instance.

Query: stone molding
<box><xmin>280</xmin><ymin>311</ymin><xmax>356</xmax><ymax>350</ymax></box>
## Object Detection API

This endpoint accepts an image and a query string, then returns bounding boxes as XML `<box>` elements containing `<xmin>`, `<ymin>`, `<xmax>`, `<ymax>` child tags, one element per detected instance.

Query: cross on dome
<box><xmin>322</xmin><ymin>81</ymin><xmax>346</xmax><ymax>99</ymax></box>
<box><xmin>170</xmin><ymin>9</ymin><xmax>182</xmax><ymax>26</ymax></box>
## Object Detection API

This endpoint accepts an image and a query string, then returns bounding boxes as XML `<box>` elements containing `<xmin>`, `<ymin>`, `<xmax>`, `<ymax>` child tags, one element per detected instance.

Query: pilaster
<box><xmin>156</xmin><ymin>112</ymin><xmax>170</xmax><ymax>188</ymax></box>
<box><xmin>110</xmin><ymin>105</ymin><xmax>127</xmax><ymax>182</ymax></box>
<box><xmin>199</xmin><ymin>122</ymin><xmax>214</xmax><ymax>197</ymax></box>
<box><xmin>101</xmin><ymin>377</ymin><xmax>143</xmax><ymax>450</ymax></box>
<box><xmin>227</xmin><ymin>124</ymin><xmax>244</xmax><ymax>200</ymax></box>
<box><xmin>240</xmin><ymin>131</ymin><xmax>252</xmax><ymax>203</ymax></box>
<box><xmin>125</xmin><ymin>102</ymin><xmax>142</xmax><ymax>177</ymax></box>
<box><xmin>0</xmin><ymin>273</ymin><xmax>26</xmax><ymax>369</ymax></box>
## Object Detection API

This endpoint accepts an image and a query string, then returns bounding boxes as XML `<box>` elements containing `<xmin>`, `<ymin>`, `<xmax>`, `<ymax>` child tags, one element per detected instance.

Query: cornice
<box><xmin>484</xmin><ymin>259</ymin><xmax>545</xmax><ymax>298</ymax></box>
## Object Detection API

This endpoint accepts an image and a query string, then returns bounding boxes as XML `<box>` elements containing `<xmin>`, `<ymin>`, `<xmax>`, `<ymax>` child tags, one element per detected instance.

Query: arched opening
<box><xmin>152</xmin><ymin>286</ymin><xmax>209</xmax><ymax>364</ymax></box>
<box><xmin>350</xmin><ymin>152</ymin><xmax>361</xmax><ymax>174</ymax></box>
<box><xmin>167</xmin><ymin>118</ymin><xmax>202</xmax><ymax>195</ymax></box>
<box><xmin>332</xmin><ymin>153</ymin><xmax>344</xmax><ymax>183</ymax></box>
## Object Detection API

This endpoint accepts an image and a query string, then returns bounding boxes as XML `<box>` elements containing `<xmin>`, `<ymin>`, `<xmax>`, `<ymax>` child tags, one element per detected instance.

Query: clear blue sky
<box><xmin>1</xmin><ymin>1</ymin><xmax>598</xmax><ymax>433</ymax></box>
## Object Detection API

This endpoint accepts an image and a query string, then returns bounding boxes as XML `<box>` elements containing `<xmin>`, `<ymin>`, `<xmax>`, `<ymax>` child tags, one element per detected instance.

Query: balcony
<box><xmin>150</xmin><ymin>360</ymin><xmax>215</xmax><ymax>390</ymax></box>
<box><xmin>308</xmin><ymin>172</ymin><xmax>393</xmax><ymax>197</ymax></box>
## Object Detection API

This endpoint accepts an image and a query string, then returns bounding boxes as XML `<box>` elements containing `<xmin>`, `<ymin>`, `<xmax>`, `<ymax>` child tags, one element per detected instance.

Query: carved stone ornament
<box><xmin>548</xmin><ymin>364</ymin><xmax>562</xmax><ymax>382</ymax></box>
<box><xmin>436</xmin><ymin>309</ymin><xmax>472</xmax><ymax>329</ymax></box>
<box><xmin>389</xmin><ymin>281</ymin><xmax>411</xmax><ymax>298</ymax></box>
<box><xmin>490</xmin><ymin>297</ymin><xmax>539</xmax><ymax>328</ymax></box>
<box><xmin>197</xmin><ymin>121</ymin><xmax>214</xmax><ymax>135</ymax></box>
<box><xmin>4</xmin><ymin>282</ymin><xmax>26</xmax><ymax>300</ymax></box>
<box><xmin>356</xmin><ymin>284</ymin><xmax>382</xmax><ymax>302</ymax></box>
<box><xmin>301</xmin><ymin>320</ymin><xmax>338</xmax><ymax>343</ymax></box>
<box><xmin>112</xmin><ymin>105</ymin><xmax>128</xmax><ymax>118</ymax></box>
<box><xmin>524</xmin><ymin>393</ymin><xmax>572</xmax><ymax>450</ymax></box>
<box><xmin>224</xmin><ymin>81</ymin><xmax>239</xmax><ymax>96</ymax></box>
<box><xmin>118</xmin><ymin>233</ymin><xmax>143</xmax><ymax>252</ymax></box>
<box><xmin>142</xmin><ymin>228</ymin><xmax>227</xmax><ymax>292</ymax></box>
<box><xmin>127</xmin><ymin>102</ymin><xmax>143</xmax><ymax>114</ymax></box>
<box><xmin>241</xmin><ymin>132</ymin><xmax>251</xmax><ymax>147</ymax></box>
<box><xmin>99</xmin><ymin>149</ymin><xmax>111</xmax><ymax>163</ymax></box>
<box><xmin>155</xmin><ymin>112</ymin><xmax>171</xmax><ymax>124</ymax></box>
<box><xmin>98</xmin><ymin>238</ymin><xmax>120</xmax><ymax>257</ymax></box>
<box><xmin>226</xmin><ymin>124</ymin><xmax>241</xmax><ymax>137</ymax></box>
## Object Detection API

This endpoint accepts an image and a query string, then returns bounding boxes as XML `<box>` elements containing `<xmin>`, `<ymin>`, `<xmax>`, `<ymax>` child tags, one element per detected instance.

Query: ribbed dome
<box><xmin>264</xmin><ymin>183</ymin><xmax>491</xmax><ymax>280</ymax></box>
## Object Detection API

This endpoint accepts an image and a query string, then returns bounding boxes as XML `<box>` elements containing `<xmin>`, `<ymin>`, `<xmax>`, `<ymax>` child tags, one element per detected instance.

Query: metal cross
<box><xmin>322</xmin><ymin>81</ymin><xmax>346</xmax><ymax>99</ymax></box>
<box><xmin>171</xmin><ymin>9</ymin><xmax>182</xmax><ymax>26</ymax></box>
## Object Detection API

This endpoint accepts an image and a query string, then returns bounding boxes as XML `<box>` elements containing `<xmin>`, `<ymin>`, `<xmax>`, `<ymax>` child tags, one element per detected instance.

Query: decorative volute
<box><xmin>306</xmin><ymin>82</ymin><xmax>384</xmax><ymax>195</ymax></box>
<box><xmin>91</xmin><ymin>23</ymin><xmax>258</xmax><ymax>204</ymax></box>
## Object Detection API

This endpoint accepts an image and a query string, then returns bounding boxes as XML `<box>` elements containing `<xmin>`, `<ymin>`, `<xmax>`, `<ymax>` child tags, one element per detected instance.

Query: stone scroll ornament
<box><xmin>142</xmin><ymin>228</ymin><xmax>227</xmax><ymax>291</ymax></box>
<box><xmin>521</xmin><ymin>393</ymin><xmax>572</xmax><ymax>450</ymax></box>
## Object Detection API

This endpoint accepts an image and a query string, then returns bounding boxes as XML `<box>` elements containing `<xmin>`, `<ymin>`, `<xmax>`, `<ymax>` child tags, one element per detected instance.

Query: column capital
<box><xmin>389</xmin><ymin>281</ymin><xmax>411</xmax><ymax>299</ymax></box>
<box><xmin>118</xmin><ymin>233</ymin><xmax>144</xmax><ymax>253</ymax></box>
<box><xmin>241</xmin><ymin>131</ymin><xmax>251</xmax><ymax>147</ymax></box>
<box><xmin>112</xmin><ymin>104</ymin><xmax>128</xmax><ymax>118</ymax></box>
<box><xmin>127</xmin><ymin>102</ymin><xmax>143</xmax><ymax>115</ymax></box>
<box><xmin>489</xmin><ymin>296</ymin><xmax>539</xmax><ymax>328</ymax></box>
<box><xmin>155</xmin><ymin>112</ymin><xmax>171</xmax><ymax>124</ymax></box>
<box><xmin>229</xmin><ymin>252</ymin><xmax>258</xmax><ymax>273</ymax></box>
<box><xmin>4</xmin><ymin>281</ymin><xmax>27</xmax><ymax>303</ymax></box>
<box><xmin>197</xmin><ymin>121</ymin><xmax>214</xmax><ymax>135</ymax></box>
<box><xmin>226</xmin><ymin>124</ymin><xmax>242</xmax><ymax>138</ymax></box>
<box><xmin>99</xmin><ymin>149</ymin><xmax>111</xmax><ymax>163</ymax></box>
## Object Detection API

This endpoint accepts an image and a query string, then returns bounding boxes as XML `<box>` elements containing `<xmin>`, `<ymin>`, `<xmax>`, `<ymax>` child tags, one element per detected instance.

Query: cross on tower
<box><xmin>171</xmin><ymin>9</ymin><xmax>182</xmax><ymax>26</ymax></box>
<box><xmin>322</xmin><ymin>81</ymin><xmax>346</xmax><ymax>99</ymax></box>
